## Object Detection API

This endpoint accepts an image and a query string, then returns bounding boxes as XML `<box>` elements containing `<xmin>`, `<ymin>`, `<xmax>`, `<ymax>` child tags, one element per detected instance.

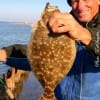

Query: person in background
<box><xmin>0</xmin><ymin>0</ymin><xmax>100</xmax><ymax>99</ymax></box>
<box><xmin>0</xmin><ymin>44</ymin><xmax>30</xmax><ymax>71</ymax></box>
<box><xmin>0</xmin><ymin>44</ymin><xmax>27</xmax><ymax>62</ymax></box>
<box><xmin>0</xmin><ymin>45</ymin><xmax>29</xmax><ymax>100</ymax></box>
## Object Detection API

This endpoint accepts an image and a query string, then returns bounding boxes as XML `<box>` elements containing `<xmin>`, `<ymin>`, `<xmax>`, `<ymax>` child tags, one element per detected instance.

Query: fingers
<box><xmin>50</xmin><ymin>18</ymin><xmax>62</xmax><ymax>32</ymax></box>
<box><xmin>49</xmin><ymin>11</ymin><xmax>70</xmax><ymax>33</ymax></box>
<box><xmin>49</xmin><ymin>11</ymin><xmax>61</xmax><ymax>27</ymax></box>
<box><xmin>54</xmin><ymin>25</ymin><xmax>69</xmax><ymax>33</ymax></box>
<box><xmin>51</xmin><ymin>19</ymin><xmax>69</xmax><ymax>33</ymax></box>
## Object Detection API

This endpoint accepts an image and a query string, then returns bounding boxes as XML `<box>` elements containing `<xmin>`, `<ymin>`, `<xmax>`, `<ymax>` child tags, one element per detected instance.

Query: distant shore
<box><xmin>0</xmin><ymin>21</ymin><xmax>33</xmax><ymax>27</ymax></box>
<box><xmin>14</xmin><ymin>22</ymin><xmax>33</xmax><ymax>26</ymax></box>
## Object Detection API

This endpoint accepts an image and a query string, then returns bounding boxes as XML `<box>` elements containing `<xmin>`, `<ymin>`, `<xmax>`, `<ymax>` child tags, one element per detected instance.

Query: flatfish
<box><xmin>28</xmin><ymin>2</ymin><xmax>76</xmax><ymax>100</ymax></box>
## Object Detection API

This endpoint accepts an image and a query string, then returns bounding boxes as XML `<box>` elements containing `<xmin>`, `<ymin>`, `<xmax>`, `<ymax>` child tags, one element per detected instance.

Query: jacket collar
<box><xmin>71</xmin><ymin>11</ymin><xmax>100</xmax><ymax>27</ymax></box>
<box><xmin>87</xmin><ymin>12</ymin><xmax>100</xmax><ymax>28</ymax></box>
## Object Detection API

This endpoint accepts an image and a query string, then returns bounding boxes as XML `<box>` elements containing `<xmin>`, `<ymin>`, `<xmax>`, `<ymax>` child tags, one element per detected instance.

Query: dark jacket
<box><xmin>85</xmin><ymin>12</ymin><xmax>100</xmax><ymax>56</ymax></box>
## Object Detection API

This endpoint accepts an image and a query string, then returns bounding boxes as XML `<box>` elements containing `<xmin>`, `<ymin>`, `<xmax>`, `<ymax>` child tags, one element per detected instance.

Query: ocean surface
<box><xmin>0</xmin><ymin>21</ymin><xmax>43</xmax><ymax>100</ymax></box>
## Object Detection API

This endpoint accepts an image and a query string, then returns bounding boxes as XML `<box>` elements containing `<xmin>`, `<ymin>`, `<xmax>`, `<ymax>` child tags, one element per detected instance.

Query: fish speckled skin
<box><xmin>28</xmin><ymin>3</ymin><xmax>76</xmax><ymax>100</ymax></box>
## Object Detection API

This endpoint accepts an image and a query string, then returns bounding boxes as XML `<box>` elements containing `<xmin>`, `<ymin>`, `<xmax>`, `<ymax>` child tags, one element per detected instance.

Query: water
<box><xmin>0</xmin><ymin>21</ymin><xmax>43</xmax><ymax>100</ymax></box>
<box><xmin>0</xmin><ymin>21</ymin><xmax>31</xmax><ymax>74</ymax></box>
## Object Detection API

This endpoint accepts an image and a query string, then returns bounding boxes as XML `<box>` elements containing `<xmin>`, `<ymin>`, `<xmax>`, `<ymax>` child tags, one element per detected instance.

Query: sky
<box><xmin>0</xmin><ymin>0</ymin><xmax>71</xmax><ymax>23</ymax></box>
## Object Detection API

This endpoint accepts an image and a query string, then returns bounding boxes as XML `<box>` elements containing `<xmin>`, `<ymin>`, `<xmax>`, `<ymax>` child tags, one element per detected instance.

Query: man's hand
<box><xmin>49</xmin><ymin>11</ymin><xmax>92</xmax><ymax>45</ymax></box>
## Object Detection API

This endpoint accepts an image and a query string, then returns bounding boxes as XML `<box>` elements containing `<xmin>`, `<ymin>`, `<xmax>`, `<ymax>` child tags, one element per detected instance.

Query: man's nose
<box><xmin>77</xmin><ymin>0</ymin><xmax>86</xmax><ymax>11</ymax></box>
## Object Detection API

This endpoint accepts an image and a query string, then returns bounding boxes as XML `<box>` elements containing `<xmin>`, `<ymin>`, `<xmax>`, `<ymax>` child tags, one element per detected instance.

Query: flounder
<box><xmin>28</xmin><ymin>2</ymin><xmax>76</xmax><ymax>100</ymax></box>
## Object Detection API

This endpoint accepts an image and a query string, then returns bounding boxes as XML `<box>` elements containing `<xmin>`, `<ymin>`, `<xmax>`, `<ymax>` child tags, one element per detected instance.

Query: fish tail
<box><xmin>40</xmin><ymin>87</ymin><xmax>56</xmax><ymax>100</ymax></box>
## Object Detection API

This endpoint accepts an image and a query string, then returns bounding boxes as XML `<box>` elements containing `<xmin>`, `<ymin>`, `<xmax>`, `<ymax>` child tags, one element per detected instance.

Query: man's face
<box><xmin>71</xmin><ymin>0</ymin><xmax>100</xmax><ymax>22</ymax></box>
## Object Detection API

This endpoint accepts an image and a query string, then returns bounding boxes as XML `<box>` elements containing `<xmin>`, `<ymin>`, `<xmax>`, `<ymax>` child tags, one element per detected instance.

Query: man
<box><xmin>48</xmin><ymin>0</ymin><xmax>100</xmax><ymax>100</ymax></box>
<box><xmin>0</xmin><ymin>0</ymin><xmax>100</xmax><ymax>99</ymax></box>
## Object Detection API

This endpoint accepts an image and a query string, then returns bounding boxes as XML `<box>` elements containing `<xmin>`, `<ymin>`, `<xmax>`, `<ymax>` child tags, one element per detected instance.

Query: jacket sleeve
<box><xmin>86</xmin><ymin>24</ymin><xmax>100</xmax><ymax>56</ymax></box>
<box><xmin>2</xmin><ymin>44</ymin><xmax>27</xmax><ymax>58</ymax></box>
